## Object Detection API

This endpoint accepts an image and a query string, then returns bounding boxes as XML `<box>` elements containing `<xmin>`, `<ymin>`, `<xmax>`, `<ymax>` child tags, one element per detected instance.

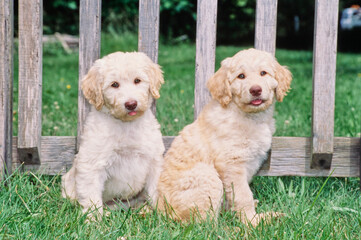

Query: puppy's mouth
<box><xmin>128</xmin><ymin>111</ymin><xmax>138</xmax><ymax>116</ymax></box>
<box><xmin>249</xmin><ymin>99</ymin><xmax>264</xmax><ymax>106</ymax></box>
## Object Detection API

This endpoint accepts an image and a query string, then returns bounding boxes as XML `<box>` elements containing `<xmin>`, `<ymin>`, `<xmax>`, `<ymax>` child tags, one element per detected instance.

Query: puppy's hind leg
<box><xmin>161</xmin><ymin>162</ymin><xmax>223</xmax><ymax>222</ymax></box>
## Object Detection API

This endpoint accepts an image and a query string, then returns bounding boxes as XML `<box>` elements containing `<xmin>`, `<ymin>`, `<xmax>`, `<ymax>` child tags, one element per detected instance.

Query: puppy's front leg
<box><xmin>75</xmin><ymin>168</ymin><xmax>107</xmax><ymax>220</ymax></box>
<box><xmin>224</xmin><ymin>170</ymin><xmax>280</xmax><ymax>226</ymax></box>
<box><xmin>144</xmin><ymin>156</ymin><xmax>163</xmax><ymax>206</ymax></box>
<box><xmin>223</xmin><ymin>171</ymin><xmax>257</xmax><ymax>225</ymax></box>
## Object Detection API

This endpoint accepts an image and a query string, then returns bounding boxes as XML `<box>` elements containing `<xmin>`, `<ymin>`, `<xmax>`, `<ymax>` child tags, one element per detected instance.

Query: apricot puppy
<box><xmin>157</xmin><ymin>48</ymin><xmax>292</xmax><ymax>226</ymax></box>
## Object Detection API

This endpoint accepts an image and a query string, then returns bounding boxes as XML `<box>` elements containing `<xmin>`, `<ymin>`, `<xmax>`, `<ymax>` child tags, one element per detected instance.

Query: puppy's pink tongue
<box><xmin>251</xmin><ymin>99</ymin><xmax>263</xmax><ymax>105</ymax></box>
<box><xmin>128</xmin><ymin>111</ymin><xmax>137</xmax><ymax>116</ymax></box>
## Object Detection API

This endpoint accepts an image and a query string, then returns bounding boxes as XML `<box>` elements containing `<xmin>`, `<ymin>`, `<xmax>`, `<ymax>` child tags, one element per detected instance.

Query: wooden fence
<box><xmin>1</xmin><ymin>0</ymin><xmax>360</xmax><ymax>179</ymax></box>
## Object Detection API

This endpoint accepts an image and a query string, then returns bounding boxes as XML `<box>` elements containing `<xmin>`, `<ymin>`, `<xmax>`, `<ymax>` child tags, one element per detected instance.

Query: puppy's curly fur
<box><xmin>157</xmin><ymin>48</ymin><xmax>292</xmax><ymax>226</ymax></box>
<box><xmin>62</xmin><ymin>52</ymin><xmax>165</xmax><ymax>218</ymax></box>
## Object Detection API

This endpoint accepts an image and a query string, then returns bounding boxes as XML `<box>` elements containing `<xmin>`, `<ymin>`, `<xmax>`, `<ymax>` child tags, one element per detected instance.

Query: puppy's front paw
<box><xmin>268</xmin><ymin>211</ymin><xmax>285</xmax><ymax>218</ymax></box>
<box><xmin>138</xmin><ymin>205</ymin><xmax>152</xmax><ymax>217</ymax></box>
<box><xmin>250</xmin><ymin>211</ymin><xmax>285</xmax><ymax>227</ymax></box>
<box><xmin>84</xmin><ymin>212</ymin><xmax>100</xmax><ymax>223</ymax></box>
<box><xmin>83</xmin><ymin>206</ymin><xmax>103</xmax><ymax>223</ymax></box>
<box><xmin>104</xmin><ymin>209</ymin><xmax>111</xmax><ymax>217</ymax></box>
<box><xmin>253</xmin><ymin>199</ymin><xmax>259</xmax><ymax>208</ymax></box>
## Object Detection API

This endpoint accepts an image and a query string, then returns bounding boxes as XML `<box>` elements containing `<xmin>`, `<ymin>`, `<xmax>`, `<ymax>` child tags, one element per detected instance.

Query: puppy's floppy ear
<box><xmin>81</xmin><ymin>63</ymin><xmax>104</xmax><ymax>110</ymax></box>
<box><xmin>148</xmin><ymin>63</ymin><xmax>164</xmax><ymax>99</ymax></box>
<box><xmin>207</xmin><ymin>59</ymin><xmax>232</xmax><ymax>107</ymax></box>
<box><xmin>274</xmin><ymin>61</ymin><xmax>292</xmax><ymax>102</ymax></box>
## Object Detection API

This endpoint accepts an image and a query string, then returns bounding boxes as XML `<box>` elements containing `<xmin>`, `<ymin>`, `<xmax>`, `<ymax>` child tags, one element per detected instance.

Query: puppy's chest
<box><xmin>105</xmin><ymin>130</ymin><xmax>154</xmax><ymax>176</ymax></box>
<box><xmin>103</xmin><ymin>135</ymin><xmax>154</xmax><ymax>198</ymax></box>
<box><xmin>237</xmin><ymin>123</ymin><xmax>272</xmax><ymax>179</ymax></box>
<box><xmin>221</xmin><ymin>122</ymin><xmax>272</xmax><ymax>165</ymax></box>
<box><xmin>112</xmin><ymin>129</ymin><xmax>155</xmax><ymax>157</ymax></box>
<box><xmin>104</xmin><ymin>155</ymin><xmax>150</xmax><ymax>200</ymax></box>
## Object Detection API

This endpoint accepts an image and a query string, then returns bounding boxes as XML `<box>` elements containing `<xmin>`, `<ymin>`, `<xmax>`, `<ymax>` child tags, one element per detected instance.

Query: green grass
<box><xmin>4</xmin><ymin>33</ymin><xmax>361</xmax><ymax>239</ymax></box>
<box><xmin>1</xmin><ymin>171</ymin><xmax>360</xmax><ymax>239</ymax></box>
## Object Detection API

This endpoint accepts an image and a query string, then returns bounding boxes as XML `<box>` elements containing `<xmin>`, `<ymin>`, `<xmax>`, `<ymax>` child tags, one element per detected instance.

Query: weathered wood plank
<box><xmin>78</xmin><ymin>0</ymin><xmax>102</xmax><ymax>150</ymax></box>
<box><xmin>259</xmin><ymin>137</ymin><xmax>360</xmax><ymax>177</ymax></box>
<box><xmin>254</xmin><ymin>0</ymin><xmax>278</xmax><ymax>55</ymax></box>
<box><xmin>11</xmin><ymin>137</ymin><xmax>360</xmax><ymax>177</ymax></box>
<box><xmin>12</xmin><ymin>137</ymin><xmax>75</xmax><ymax>175</ymax></box>
<box><xmin>163</xmin><ymin>136</ymin><xmax>175</xmax><ymax>152</ymax></box>
<box><xmin>138</xmin><ymin>0</ymin><xmax>160</xmax><ymax>64</ymax></box>
<box><xmin>18</xmin><ymin>0</ymin><xmax>43</xmax><ymax>165</ymax></box>
<box><xmin>138</xmin><ymin>0</ymin><xmax>160</xmax><ymax>115</ymax></box>
<box><xmin>0</xmin><ymin>0</ymin><xmax>14</xmax><ymax>178</ymax></box>
<box><xmin>311</xmin><ymin>0</ymin><xmax>339</xmax><ymax>169</ymax></box>
<box><xmin>194</xmin><ymin>0</ymin><xmax>218</xmax><ymax>118</ymax></box>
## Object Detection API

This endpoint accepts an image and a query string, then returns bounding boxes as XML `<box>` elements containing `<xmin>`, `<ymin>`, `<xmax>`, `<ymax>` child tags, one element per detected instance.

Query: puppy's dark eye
<box><xmin>111</xmin><ymin>82</ymin><xmax>120</xmax><ymax>88</ymax></box>
<box><xmin>260</xmin><ymin>71</ymin><xmax>267</xmax><ymax>76</ymax></box>
<box><xmin>238</xmin><ymin>73</ymin><xmax>246</xmax><ymax>79</ymax></box>
<box><xmin>134</xmin><ymin>78</ymin><xmax>141</xmax><ymax>84</ymax></box>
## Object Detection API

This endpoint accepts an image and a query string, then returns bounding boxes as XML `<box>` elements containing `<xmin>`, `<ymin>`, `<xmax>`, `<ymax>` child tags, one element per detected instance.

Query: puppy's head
<box><xmin>81</xmin><ymin>52</ymin><xmax>164</xmax><ymax>121</ymax></box>
<box><xmin>207</xmin><ymin>48</ymin><xmax>292</xmax><ymax>113</ymax></box>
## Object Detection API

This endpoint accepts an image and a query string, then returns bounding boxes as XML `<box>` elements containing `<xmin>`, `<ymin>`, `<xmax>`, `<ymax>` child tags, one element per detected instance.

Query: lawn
<box><xmin>2</xmin><ymin>32</ymin><xmax>361</xmax><ymax>239</ymax></box>
<box><xmin>1</xmin><ymin>171</ymin><xmax>360</xmax><ymax>239</ymax></box>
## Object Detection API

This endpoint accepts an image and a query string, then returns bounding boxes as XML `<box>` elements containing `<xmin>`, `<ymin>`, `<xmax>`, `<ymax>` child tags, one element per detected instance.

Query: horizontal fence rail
<box><xmin>0</xmin><ymin>0</ymin><xmax>360</xmax><ymax>178</ymax></box>
<box><xmin>7</xmin><ymin>136</ymin><xmax>360</xmax><ymax>177</ymax></box>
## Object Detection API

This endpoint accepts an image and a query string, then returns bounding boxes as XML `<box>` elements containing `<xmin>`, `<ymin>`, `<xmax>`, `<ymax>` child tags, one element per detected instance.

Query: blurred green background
<box><xmin>11</xmin><ymin>0</ymin><xmax>361</xmax><ymax>51</ymax></box>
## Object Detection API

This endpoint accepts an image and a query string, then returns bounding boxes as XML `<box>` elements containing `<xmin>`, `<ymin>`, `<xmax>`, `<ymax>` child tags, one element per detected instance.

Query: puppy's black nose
<box><xmin>125</xmin><ymin>100</ymin><xmax>137</xmax><ymax>110</ymax></box>
<box><xmin>250</xmin><ymin>85</ymin><xmax>262</xmax><ymax>97</ymax></box>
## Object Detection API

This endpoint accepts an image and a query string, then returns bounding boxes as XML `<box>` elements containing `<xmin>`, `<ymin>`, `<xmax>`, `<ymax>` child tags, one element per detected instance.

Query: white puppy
<box><xmin>62</xmin><ymin>52</ymin><xmax>165</xmax><ymax>218</ymax></box>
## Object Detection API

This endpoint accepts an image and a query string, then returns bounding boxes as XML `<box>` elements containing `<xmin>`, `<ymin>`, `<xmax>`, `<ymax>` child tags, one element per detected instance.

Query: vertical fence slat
<box><xmin>254</xmin><ymin>0</ymin><xmax>278</xmax><ymax>169</ymax></box>
<box><xmin>194</xmin><ymin>0</ymin><xmax>218</xmax><ymax>118</ymax></box>
<box><xmin>18</xmin><ymin>0</ymin><xmax>43</xmax><ymax>165</ymax></box>
<box><xmin>138</xmin><ymin>0</ymin><xmax>160</xmax><ymax>115</ymax></box>
<box><xmin>78</xmin><ymin>0</ymin><xmax>102</xmax><ymax>150</ymax></box>
<box><xmin>0</xmin><ymin>0</ymin><xmax>13</xmax><ymax>177</ymax></box>
<box><xmin>254</xmin><ymin>0</ymin><xmax>278</xmax><ymax>55</ymax></box>
<box><xmin>138</xmin><ymin>0</ymin><xmax>160</xmax><ymax>63</ymax></box>
<box><xmin>311</xmin><ymin>0</ymin><xmax>339</xmax><ymax>169</ymax></box>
